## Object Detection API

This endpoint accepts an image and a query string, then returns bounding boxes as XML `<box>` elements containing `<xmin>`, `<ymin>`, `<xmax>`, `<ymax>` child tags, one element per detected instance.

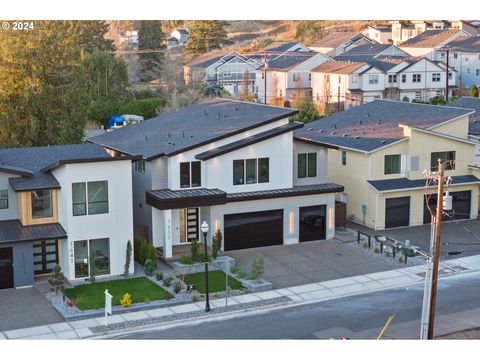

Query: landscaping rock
<box><xmin>172</xmin><ymin>256</ymin><xmax>235</xmax><ymax>275</ymax></box>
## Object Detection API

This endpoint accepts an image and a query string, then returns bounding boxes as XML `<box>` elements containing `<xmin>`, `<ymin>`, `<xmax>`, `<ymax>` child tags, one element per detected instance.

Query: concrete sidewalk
<box><xmin>3</xmin><ymin>254</ymin><xmax>480</xmax><ymax>340</ymax></box>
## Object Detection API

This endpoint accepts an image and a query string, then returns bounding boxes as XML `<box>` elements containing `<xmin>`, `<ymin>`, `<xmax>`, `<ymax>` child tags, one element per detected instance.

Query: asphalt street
<box><xmin>113</xmin><ymin>271</ymin><xmax>480</xmax><ymax>339</ymax></box>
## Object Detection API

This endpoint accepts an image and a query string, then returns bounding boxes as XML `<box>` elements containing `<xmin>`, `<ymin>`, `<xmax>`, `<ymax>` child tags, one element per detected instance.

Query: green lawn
<box><xmin>183</xmin><ymin>270</ymin><xmax>243</xmax><ymax>294</ymax></box>
<box><xmin>63</xmin><ymin>277</ymin><xmax>171</xmax><ymax>310</ymax></box>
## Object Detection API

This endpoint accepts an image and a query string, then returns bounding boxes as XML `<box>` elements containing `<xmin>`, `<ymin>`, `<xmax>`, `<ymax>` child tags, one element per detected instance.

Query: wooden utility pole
<box><xmin>263</xmin><ymin>52</ymin><xmax>268</xmax><ymax>104</ymax></box>
<box><xmin>427</xmin><ymin>160</ymin><xmax>444</xmax><ymax>339</ymax></box>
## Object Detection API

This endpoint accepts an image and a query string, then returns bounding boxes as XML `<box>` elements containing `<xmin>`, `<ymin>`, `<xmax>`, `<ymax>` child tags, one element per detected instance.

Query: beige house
<box><xmin>294</xmin><ymin>100</ymin><xmax>480</xmax><ymax>230</ymax></box>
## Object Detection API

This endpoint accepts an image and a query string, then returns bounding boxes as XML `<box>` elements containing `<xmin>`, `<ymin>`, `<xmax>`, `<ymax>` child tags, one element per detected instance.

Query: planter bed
<box><xmin>172</xmin><ymin>255</ymin><xmax>235</xmax><ymax>275</ymax></box>
<box><xmin>182</xmin><ymin>270</ymin><xmax>243</xmax><ymax>294</ymax></box>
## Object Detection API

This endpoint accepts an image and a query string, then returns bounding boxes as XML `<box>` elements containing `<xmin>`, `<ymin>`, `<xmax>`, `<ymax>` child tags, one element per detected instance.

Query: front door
<box><xmin>180</xmin><ymin>208</ymin><xmax>199</xmax><ymax>243</ymax></box>
<box><xmin>0</xmin><ymin>247</ymin><xmax>14</xmax><ymax>289</ymax></box>
<box><xmin>33</xmin><ymin>240</ymin><xmax>58</xmax><ymax>275</ymax></box>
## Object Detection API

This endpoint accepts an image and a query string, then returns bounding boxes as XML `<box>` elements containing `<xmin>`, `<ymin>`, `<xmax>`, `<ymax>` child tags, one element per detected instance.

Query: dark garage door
<box><xmin>300</xmin><ymin>205</ymin><xmax>326</xmax><ymax>242</ymax></box>
<box><xmin>424</xmin><ymin>190</ymin><xmax>471</xmax><ymax>224</ymax></box>
<box><xmin>0</xmin><ymin>247</ymin><xmax>14</xmax><ymax>290</ymax></box>
<box><xmin>385</xmin><ymin>197</ymin><xmax>410</xmax><ymax>229</ymax></box>
<box><xmin>224</xmin><ymin>210</ymin><xmax>283</xmax><ymax>251</ymax></box>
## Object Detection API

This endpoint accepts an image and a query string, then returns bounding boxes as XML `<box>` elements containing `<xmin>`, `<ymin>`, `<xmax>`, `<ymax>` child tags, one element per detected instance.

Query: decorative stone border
<box><xmin>237</xmin><ymin>278</ymin><xmax>273</xmax><ymax>293</ymax></box>
<box><xmin>171</xmin><ymin>256</ymin><xmax>236</xmax><ymax>275</ymax></box>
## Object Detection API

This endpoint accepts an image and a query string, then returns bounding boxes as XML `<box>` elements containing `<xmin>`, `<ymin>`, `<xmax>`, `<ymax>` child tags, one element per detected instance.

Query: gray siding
<box><xmin>293</xmin><ymin>141</ymin><xmax>328</xmax><ymax>186</ymax></box>
<box><xmin>132</xmin><ymin>161</ymin><xmax>153</xmax><ymax>240</ymax></box>
<box><xmin>0</xmin><ymin>172</ymin><xmax>20</xmax><ymax>221</ymax></box>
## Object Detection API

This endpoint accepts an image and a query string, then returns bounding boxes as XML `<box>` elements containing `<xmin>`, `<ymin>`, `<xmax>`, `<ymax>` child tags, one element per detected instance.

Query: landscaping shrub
<box><xmin>250</xmin><ymin>256</ymin><xmax>264</xmax><ymax>280</ymax></box>
<box><xmin>146</xmin><ymin>244</ymin><xmax>157</xmax><ymax>264</ymax></box>
<box><xmin>88</xmin><ymin>98</ymin><xmax>122</xmax><ymax>126</ymax></box>
<box><xmin>192</xmin><ymin>294</ymin><xmax>200</xmax><ymax>302</ymax></box>
<box><xmin>163</xmin><ymin>275</ymin><xmax>174</xmax><ymax>287</ymax></box>
<box><xmin>48</xmin><ymin>264</ymin><xmax>65</xmax><ymax>294</ymax></box>
<box><xmin>120</xmin><ymin>98</ymin><xmax>167</xmax><ymax>119</ymax></box>
<box><xmin>173</xmin><ymin>281</ymin><xmax>182</xmax><ymax>294</ymax></box>
<box><xmin>155</xmin><ymin>272</ymin><xmax>163</xmax><ymax>281</ymax></box>
<box><xmin>179</xmin><ymin>255</ymin><xmax>194</xmax><ymax>265</ymax></box>
<box><xmin>211</xmin><ymin>229</ymin><xmax>222</xmax><ymax>260</ymax></box>
<box><xmin>144</xmin><ymin>259</ymin><xmax>156</xmax><ymax>276</ymax></box>
<box><xmin>190</xmin><ymin>239</ymin><xmax>200</xmax><ymax>262</ymax></box>
<box><xmin>199</xmin><ymin>252</ymin><xmax>211</xmax><ymax>263</ymax></box>
<box><xmin>374</xmin><ymin>247</ymin><xmax>380</xmax><ymax>254</ymax></box>
<box><xmin>120</xmin><ymin>293</ymin><xmax>132</xmax><ymax>307</ymax></box>
<box><xmin>124</xmin><ymin>240</ymin><xmax>132</xmax><ymax>277</ymax></box>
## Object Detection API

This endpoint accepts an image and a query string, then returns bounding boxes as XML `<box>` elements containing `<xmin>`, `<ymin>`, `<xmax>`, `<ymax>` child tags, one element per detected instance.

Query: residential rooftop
<box><xmin>294</xmin><ymin>100</ymin><xmax>474</xmax><ymax>152</ymax></box>
<box><xmin>449</xmin><ymin>96</ymin><xmax>480</xmax><ymax>135</ymax></box>
<box><xmin>312</xmin><ymin>31</ymin><xmax>363</xmax><ymax>48</ymax></box>
<box><xmin>311</xmin><ymin>60</ymin><xmax>368</xmax><ymax>74</ymax></box>
<box><xmin>184</xmin><ymin>50</ymin><xmax>235</xmax><ymax>68</ymax></box>
<box><xmin>400</xmin><ymin>29</ymin><xmax>462</xmax><ymax>48</ymax></box>
<box><xmin>89</xmin><ymin>98</ymin><xmax>298</xmax><ymax>160</ymax></box>
<box><xmin>257</xmin><ymin>51</ymin><xmax>319</xmax><ymax>71</ymax></box>
<box><xmin>446</xmin><ymin>35</ymin><xmax>480</xmax><ymax>53</ymax></box>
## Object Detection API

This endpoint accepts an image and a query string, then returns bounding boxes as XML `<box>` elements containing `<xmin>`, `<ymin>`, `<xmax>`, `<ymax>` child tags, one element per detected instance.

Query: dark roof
<box><xmin>0</xmin><ymin>220</ymin><xmax>67</xmax><ymax>244</ymax></box>
<box><xmin>226</xmin><ymin>183</ymin><xmax>344</xmax><ymax>202</ymax></box>
<box><xmin>185</xmin><ymin>50</ymin><xmax>231</xmax><ymax>68</ymax></box>
<box><xmin>167</xmin><ymin>37</ymin><xmax>179</xmax><ymax>42</ymax></box>
<box><xmin>175</xmin><ymin>28</ymin><xmax>189</xmax><ymax>34</ymax></box>
<box><xmin>258</xmin><ymin>52</ymin><xmax>318</xmax><ymax>71</ymax></box>
<box><xmin>146</xmin><ymin>188</ymin><xmax>227</xmax><ymax>210</ymax></box>
<box><xmin>449</xmin><ymin>97</ymin><xmax>480</xmax><ymax>135</ymax></box>
<box><xmin>311</xmin><ymin>60</ymin><xmax>368</xmax><ymax>74</ymax></box>
<box><xmin>89</xmin><ymin>98</ymin><xmax>297</xmax><ymax>160</ymax></box>
<box><xmin>400</xmin><ymin>29</ymin><xmax>462</xmax><ymax>48</ymax></box>
<box><xmin>368</xmin><ymin>175</ymin><xmax>480</xmax><ymax>192</ymax></box>
<box><xmin>312</xmin><ymin>31</ymin><xmax>360</xmax><ymax>48</ymax></box>
<box><xmin>195</xmin><ymin>122</ymin><xmax>303</xmax><ymax>161</ymax></box>
<box><xmin>258</xmin><ymin>41</ymin><xmax>305</xmax><ymax>53</ymax></box>
<box><xmin>335</xmin><ymin>44</ymin><xmax>392</xmax><ymax>59</ymax></box>
<box><xmin>446</xmin><ymin>35</ymin><xmax>480</xmax><ymax>53</ymax></box>
<box><xmin>293</xmin><ymin>100</ymin><xmax>474</xmax><ymax>152</ymax></box>
<box><xmin>0</xmin><ymin>143</ymin><xmax>112</xmax><ymax>192</ymax></box>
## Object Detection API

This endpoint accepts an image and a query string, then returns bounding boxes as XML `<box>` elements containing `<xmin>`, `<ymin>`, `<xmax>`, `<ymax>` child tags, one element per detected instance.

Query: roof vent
<box><xmin>366</xmin><ymin>113</ymin><xmax>369</xmax><ymax>118</ymax></box>
<box><xmin>168</xmin><ymin>132</ymin><xmax>171</xmax><ymax>137</ymax></box>
<box><xmin>203</xmin><ymin>109</ymin><xmax>207</xmax><ymax>115</ymax></box>
<box><xmin>381</xmin><ymin>140</ymin><xmax>387</xmax><ymax>144</ymax></box>
<box><xmin>333</xmin><ymin>124</ymin><xmax>336</xmax><ymax>130</ymax></box>
<box><xmin>355</xmin><ymin>136</ymin><xmax>360</xmax><ymax>139</ymax></box>
<box><xmin>182</xmin><ymin>132</ymin><xmax>185</xmax><ymax>138</ymax></box>
<box><xmin>371</xmin><ymin>128</ymin><xmax>375</xmax><ymax>132</ymax></box>
<box><xmin>319</xmin><ymin>129</ymin><xmax>324</xmax><ymax>133</ymax></box>
<box><xmin>217</xmin><ymin>112</ymin><xmax>220</xmax><ymax>118</ymax></box>
<box><xmin>331</xmin><ymin>132</ymin><xmax>336</xmax><ymax>135</ymax></box>
<box><xmin>234</xmin><ymin>107</ymin><xmax>238</xmax><ymax>111</ymax></box>
<box><xmin>358</xmin><ymin>120</ymin><xmax>362</xmax><ymax>125</ymax></box>
<box><xmin>224</xmin><ymin>114</ymin><xmax>227</xmax><ymax>118</ymax></box>
<box><xmin>308</xmin><ymin>128</ymin><xmax>313</xmax><ymax>131</ymax></box>
<box><xmin>342</xmin><ymin>134</ymin><xmax>349</xmax><ymax>137</ymax></box>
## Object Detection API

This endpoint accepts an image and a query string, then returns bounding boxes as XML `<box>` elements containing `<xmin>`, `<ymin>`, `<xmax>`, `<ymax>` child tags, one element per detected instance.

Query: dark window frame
<box><xmin>298</xmin><ymin>154</ymin><xmax>307</xmax><ymax>178</ymax></box>
<box><xmin>341</xmin><ymin>151</ymin><xmax>347</xmax><ymax>166</ymax></box>
<box><xmin>258</xmin><ymin>158</ymin><xmax>269</xmax><ymax>183</ymax></box>
<box><xmin>191</xmin><ymin>161</ymin><xmax>201</xmax><ymax>188</ymax></box>
<box><xmin>384</xmin><ymin>154</ymin><xmax>401</xmax><ymax>175</ymax></box>
<box><xmin>31</xmin><ymin>189</ymin><xmax>53</xmax><ymax>219</ymax></box>
<box><xmin>431</xmin><ymin>151</ymin><xmax>455</xmax><ymax>171</ymax></box>
<box><xmin>233</xmin><ymin>160</ymin><xmax>245</xmax><ymax>185</ymax></box>
<box><xmin>72</xmin><ymin>182</ymin><xmax>87</xmax><ymax>216</ymax></box>
<box><xmin>180</xmin><ymin>162</ymin><xmax>190</xmax><ymax>188</ymax></box>
<box><xmin>0</xmin><ymin>190</ymin><xmax>8</xmax><ymax>209</ymax></box>
<box><xmin>72</xmin><ymin>181</ymin><xmax>109</xmax><ymax>216</ymax></box>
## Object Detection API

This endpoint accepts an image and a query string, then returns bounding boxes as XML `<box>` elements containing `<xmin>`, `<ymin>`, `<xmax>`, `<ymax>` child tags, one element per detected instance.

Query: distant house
<box><xmin>450</xmin><ymin>20</ymin><xmax>480</xmax><ymax>36</ymax></box>
<box><xmin>167</xmin><ymin>37</ymin><xmax>179</xmax><ymax>48</ymax></box>
<box><xmin>309</xmin><ymin>31</ymin><xmax>376</xmax><ymax>56</ymax></box>
<box><xmin>183</xmin><ymin>50</ymin><xmax>261</xmax><ymax>96</ymax></box>
<box><xmin>362</xmin><ymin>24</ymin><xmax>392</xmax><ymax>44</ymax></box>
<box><xmin>399</xmin><ymin>29</ymin><xmax>468</xmax><ymax>57</ymax></box>
<box><xmin>171</xmin><ymin>28</ymin><xmax>189</xmax><ymax>45</ymax></box>
<box><xmin>390</xmin><ymin>21</ymin><xmax>428</xmax><ymax>45</ymax></box>
<box><xmin>294</xmin><ymin>100</ymin><xmax>480</xmax><ymax>230</ymax></box>
<box><xmin>255</xmin><ymin>51</ymin><xmax>331</xmax><ymax>104</ymax></box>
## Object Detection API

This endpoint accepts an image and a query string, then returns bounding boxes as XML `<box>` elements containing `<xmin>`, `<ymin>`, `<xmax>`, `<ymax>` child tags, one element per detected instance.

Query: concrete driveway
<box><xmin>0</xmin><ymin>282</ymin><xmax>63</xmax><ymax>331</ymax></box>
<box><xmin>354</xmin><ymin>219</ymin><xmax>480</xmax><ymax>260</ymax></box>
<box><xmin>224</xmin><ymin>236</ymin><xmax>400</xmax><ymax>289</ymax></box>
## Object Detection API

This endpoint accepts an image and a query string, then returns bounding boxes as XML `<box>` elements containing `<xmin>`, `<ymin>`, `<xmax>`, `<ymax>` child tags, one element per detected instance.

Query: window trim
<box><xmin>233</xmin><ymin>158</ymin><xmax>269</xmax><ymax>185</ymax></box>
<box><xmin>0</xmin><ymin>190</ymin><xmax>8</xmax><ymax>209</ymax></box>
<box><xmin>431</xmin><ymin>151</ymin><xmax>456</xmax><ymax>171</ymax></box>
<box><xmin>72</xmin><ymin>181</ymin><xmax>109</xmax><ymax>216</ymax></box>
<box><xmin>31</xmin><ymin>189</ymin><xmax>53</xmax><ymax>219</ymax></box>
<box><xmin>384</xmin><ymin>154</ymin><xmax>402</xmax><ymax>175</ymax></box>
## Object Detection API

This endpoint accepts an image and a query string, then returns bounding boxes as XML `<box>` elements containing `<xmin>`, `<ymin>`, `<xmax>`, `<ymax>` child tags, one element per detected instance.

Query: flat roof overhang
<box><xmin>146</xmin><ymin>188</ymin><xmax>227</xmax><ymax>210</ymax></box>
<box><xmin>0</xmin><ymin>220</ymin><xmax>67</xmax><ymax>244</ymax></box>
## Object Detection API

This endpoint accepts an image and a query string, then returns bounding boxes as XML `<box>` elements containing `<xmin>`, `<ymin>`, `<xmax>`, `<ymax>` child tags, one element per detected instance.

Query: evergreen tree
<box><xmin>184</xmin><ymin>21</ymin><xmax>232</xmax><ymax>59</ymax></box>
<box><xmin>470</xmin><ymin>84</ymin><xmax>479</xmax><ymax>98</ymax></box>
<box><xmin>0</xmin><ymin>21</ymin><xmax>113</xmax><ymax>147</ymax></box>
<box><xmin>137</xmin><ymin>20</ymin><xmax>166</xmax><ymax>81</ymax></box>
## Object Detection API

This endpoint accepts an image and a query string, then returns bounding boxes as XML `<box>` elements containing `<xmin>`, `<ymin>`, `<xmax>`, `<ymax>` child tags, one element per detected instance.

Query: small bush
<box><xmin>374</xmin><ymin>247</ymin><xmax>380</xmax><ymax>254</ymax></box>
<box><xmin>192</xmin><ymin>294</ymin><xmax>200</xmax><ymax>302</ymax></box>
<box><xmin>48</xmin><ymin>264</ymin><xmax>65</xmax><ymax>294</ymax></box>
<box><xmin>164</xmin><ymin>293</ymin><xmax>174</xmax><ymax>300</ymax></box>
<box><xmin>120</xmin><ymin>98</ymin><xmax>167</xmax><ymax>119</ymax></box>
<box><xmin>362</xmin><ymin>242</ymin><xmax>369</xmax><ymax>248</ymax></box>
<box><xmin>211</xmin><ymin>229</ymin><xmax>223</xmax><ymax>259</ymax></box>
<box><xmin>250</xmin><ymin>256</ymin><xmax>264</xmax><ymax>280</ymax></box>
<box><xmin>399</xmin><ymin>255</ymin><xmax>405</xmax><ymax>263</ymax></box>
<box><xmin>191</xmin><ymin>239</ymin><xmax>200</xmax><ymax>262</ymax></box>
<box><xmin>120</xmin><ymin>293</ymin><xmax>132</xmax><ymax>307</ymax></box>
<box><xmin>163</xmin><ymin>275</ymin><xmax>174</xmax><ymax>287</ymax></box>
<box><xmin>179</xmin><ymin>255</ymin><xmax>194</xmax><ymax>265</ymax></box>
<box><xmin>199</xmin><ymin>252</ymin><xmax>212</xmax><ymax>263</ymax></box>
<box><xmin>230</xmin><ymin>266</ymin><xmax>239</xmax><ymax>274</ymax></box>
<box><xmin>155</xmin><ymin>272</ymin><xmax>163</xmax><ymax>281</ymax></box>
<box><xmin>144</xmin><ymin>298</ymin><xmax>150</xmax><ymax>304</ymax></box>
<box><xmin>144</xmin><ymin>259</ymin><xmax>156</xmax><ymax>276</ymax></box>
<box><xmin>173</xmin><ymin>281</ymin><xmax>182</xmax><ymax>294</ymax></box>
<box><xmin>146</xmin><ymin>245</ymin><xmax>157</xmax><ymax>264</ymax></box>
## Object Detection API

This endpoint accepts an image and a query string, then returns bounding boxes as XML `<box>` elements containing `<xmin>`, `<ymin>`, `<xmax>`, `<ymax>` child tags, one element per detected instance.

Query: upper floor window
<box><xmin>384</xmin><ymin>154</ymin><xmax>401</xmax><ymax>175</ymax></box>
<box><xmin>72</xmin><ymin>181</ymin><xmax>109</xmax><ymax>216</ymax></box>
<box><xmin>448</xmin><ymin>72</ymin><xmax>453</xmax><ymax>80</ymax></box>
<box><xmin>0</xmin><ymin>190</ymin><xmax>8</xmax><ymax>209</ymax></box>
<box><xmin>352</xmin><ymin>75</ymin><xmax>358</xmax><ymax>83</ymax></box>
<box><xmin>222</xmin><ymin>70</ymin><xmax>232</xmax><ymax>77</ymax></box>
<box><xmin>453</xmin><ymin>53</ymin><xmax>458</xmax><ymax>59</ymax></box>
<box><xmin>233</xmin><ymin>158</ymin><xmax>269</xmax><ymax>185</ymax></box>
<box><xmin>308</xmin><ymin>73</ymin><xmax>311</xmax><ymax>81</ymax></box>
<box><xmin>431</xmin><ymin>151</ymin><xmax>455</xmax><ymax>171</ymax></box>
<box><xmin>32</xmin><ymin>189</ymin><xmax>53</xmax><ymax>218</ymax></box>
<box><xmin>341</xmin><ymin>151</ymin><xmax>347</xmax><ymax>166</ymax></box>
<box><xmin>401</xmin><ymin>74</ymin><xmax>407</xmax><ymax>83</ymax></box>
<box><xmin>388</xmin><ymin>74</ymin><xmax>397</xmax><ymax>83</ymax></box>
<box><xmin>476</xmin><ymin>69</ymin><xmax>480</xmax><ymax>77</ymax></box>
<box><xmin>413</xmin><ymin>74</ymin><xmax>422</xmax><ymax>83</ymax></box>
<box><xmin>297</xmin><ymin>153</ymin><xmax>317</xmax><ymax>178</ymax></box>
<box><xmin>432</xmin><ymin>73</ymin><xmax>441</xmax><ymax>82</ymax></box>
<box><xmin>134</xmin><ymin>159</ymin><xmax>145</xmax><ymax>173</ymax></box>
<box><xmin>180</xmin><ymin>161</ymin><xmax>201</xmax><ymax>188</ymax></box>
<box><xmin>292</xmin><ymin>73</ymin><xmax>297</xmax><ymax>81</ymax></box>
<box><xmin>369</xmin><ymin>75</ymin><xmax>379</xmax><ymax>85</ymax></box>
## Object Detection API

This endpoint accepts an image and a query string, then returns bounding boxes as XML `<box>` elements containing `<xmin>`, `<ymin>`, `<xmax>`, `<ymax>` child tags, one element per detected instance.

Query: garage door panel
<box><xmin>385</xmin><ymin>197</ymin><xmax>410</xmax><ymax>229</ymax></box>
<box><xmin>423</xmin><ymin>190</ymin><xmax>471</xmax><ymax>224</ymax></box>
<box><xmin>224</xmin><ymin>210</ymin><xmax>283</xmax><ymax>251</ymax></box>
<box><xmin>299</xmin><ymin>205</ymin><xmax>326</xmax><ymax>242</ymax></box>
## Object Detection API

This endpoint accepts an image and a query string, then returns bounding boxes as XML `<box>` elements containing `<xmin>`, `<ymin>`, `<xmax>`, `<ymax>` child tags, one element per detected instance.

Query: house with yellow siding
<box><xmin>295</xmin><ymin>100</ymin><xmax>480</xmax><ymax>230</ymax></box>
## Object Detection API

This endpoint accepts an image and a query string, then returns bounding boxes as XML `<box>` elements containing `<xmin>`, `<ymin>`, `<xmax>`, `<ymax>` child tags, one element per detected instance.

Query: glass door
<box><xmin>33</xmin><ymin>240</ymin><xmax>58</xmax><ymax>275</ymax></box>
<box><xmin>180</xmin><ymin>208</ymin><xmax>199</xmax><ymax>243</ymax></box>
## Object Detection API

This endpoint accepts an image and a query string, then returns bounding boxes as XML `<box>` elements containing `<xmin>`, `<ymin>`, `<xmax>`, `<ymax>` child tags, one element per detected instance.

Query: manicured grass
<box><xmin>63</xmin><ymin>277</ymin><xmax>171</xmax><ymax>310</ymax></box>
<box><xmin>183</xmin><ymin>270</ymin><xmax>243</xmax><ymax>294</ymax></box>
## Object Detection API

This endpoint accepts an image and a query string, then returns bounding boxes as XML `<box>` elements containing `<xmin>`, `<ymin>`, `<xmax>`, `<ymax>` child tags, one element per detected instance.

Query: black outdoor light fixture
<box><xmin>201</xmin><ymin>220</ymin><xmax>211</xmax><ymax>312</ymax></box>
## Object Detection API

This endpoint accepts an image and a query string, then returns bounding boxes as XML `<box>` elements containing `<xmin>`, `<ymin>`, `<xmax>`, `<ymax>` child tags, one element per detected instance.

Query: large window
<box><xmin>74</xmin><ymin>238</ymin><xmax>110</xmax><ymax>278</ymax></box>
<box><xmin>180</xmin><ymin>161</ymin><xmax>201</xmax><ymax>188</ymax></box>
<box><xmin>31</xmin><ymin>189</ymin><xmax>53</xmax><ymax>218</ymax></box>
<box><xmin>388</xmin><ymin>74</ymin><xmax>397</xmax><ymax>83</ymax></box>
<box><xmin>297</xmin><ymin>153</ymin><xmax>317</xmax><ymax>178</ymax></box>
<box><xmin>432</xmin><ymin>73</ymin><xmax>441</xmax><ymax>82</ymax></box>
<box><xmin>134</xmin><ymin>159</ymin><xmax>145</xmax><ymax>173</ymax></box>
<box><xmin>384</xmin><ymin>154</ymin><xmax>401</xmax><ymax>175</ymax></box>
<box><xmin>341</xmin><ymin>151</ymin><xmax>347</xmax><ymax>166</ymax></box>
<box><xmin>0</xmin><ymin>190</ymin><xmax>8</xmax><ymax>209</ymax></box>
<box><xmin>413</xmin><ymin>74</ymin><xmax>422</xmax><ymax>83</ymax></box>
<box><xmin>369</xmin><ymin>75</ymin><xmax>379</xmax><ymax>85</ymax></box>
<box><xmin>431</xmin><ymin>151</ymin><xmax>455</xmax><ymax>171</ymax></box>
<box><xmin>72</xmin><ymin>181</ymin><xmax>108</xmax><ymax>216</ymax></box>
<box><xmin>233</xmin><ymin>158</ymin><xmax>269</xmax><ymax>185</ymax></box>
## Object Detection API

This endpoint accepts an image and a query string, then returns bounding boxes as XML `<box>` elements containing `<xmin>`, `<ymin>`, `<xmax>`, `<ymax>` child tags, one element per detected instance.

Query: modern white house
<box><xmin>183</xmin><ymin>51</ymin><xmax>261</xmax><ymax>96</ymax></box>
<box><xmin>311</xmin><ymin>44</ymin><xmax>456</xmax><ymax>109</ymax></box>
<box><xmin>0</xmin><ymin>144</ymin><xmax>137</xmax><ymax>289</ymax></box>
<box><xmin>362</xmin><ymin>24</ymin><xmax>393</xmax><ymax>44</ymax></box>
<box><xmin>89</xmin><ymin>99</ymin><xmax>344</xmax><ymax>259</ymax></box>
<box><xmin>170</xmin><ymin>28</ymin><xmax>189</xmax><ymax>45</ymax></box>
<box><xmin>390</xmin><ymin>21</ymin><xmax>428</xmax><ymax>45</ymax></box>
<box><xmin>255</xmin><ymin>52</ymin><xmax>331</xmax><ymax>104</ymax></box>
<box><xmin>308</xmin><ymin>31</ymin><xmax>376</xmax><ymax>56</ymax></box>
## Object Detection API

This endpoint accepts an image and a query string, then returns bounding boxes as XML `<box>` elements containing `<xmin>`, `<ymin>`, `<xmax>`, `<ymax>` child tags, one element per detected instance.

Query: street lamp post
<box><xmin>201</xmin><ymin>220</ymin><xmax>210</xmax><ymax>312</ymax></box>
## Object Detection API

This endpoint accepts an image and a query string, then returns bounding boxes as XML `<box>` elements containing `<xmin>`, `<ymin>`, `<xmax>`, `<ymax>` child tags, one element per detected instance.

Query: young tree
<box><xmin>48</xmin><ymin>265</ymin><xmax>65</xmax><ymax>294</ymax></box>
<box><xmin>184</xmin><ymin>21</ymin><xmax>232</xmax><ymax>59</ymax></box>
<box><xmin>138</xmin><ymin>20</ymin><xmax>166</xmax><ymax>82</ymax></box>
<box><xmin>239</xmin><ymin>69</ymin><xmax>253</xmax><ymax>101</ymax></box>
<box><xmin>124</xmin><ymin>240</ymin><xmax>132</xmax><ymax>277</ymax></box>
<box><xmin>470</xmin><ymin>84</ymin><xmax>479</xmax><ymax>98</ymax></box>
<box><xmin>290</xmin><ymin>96</ymin><xmax>322</xmax><ymax>124</ymax></box>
